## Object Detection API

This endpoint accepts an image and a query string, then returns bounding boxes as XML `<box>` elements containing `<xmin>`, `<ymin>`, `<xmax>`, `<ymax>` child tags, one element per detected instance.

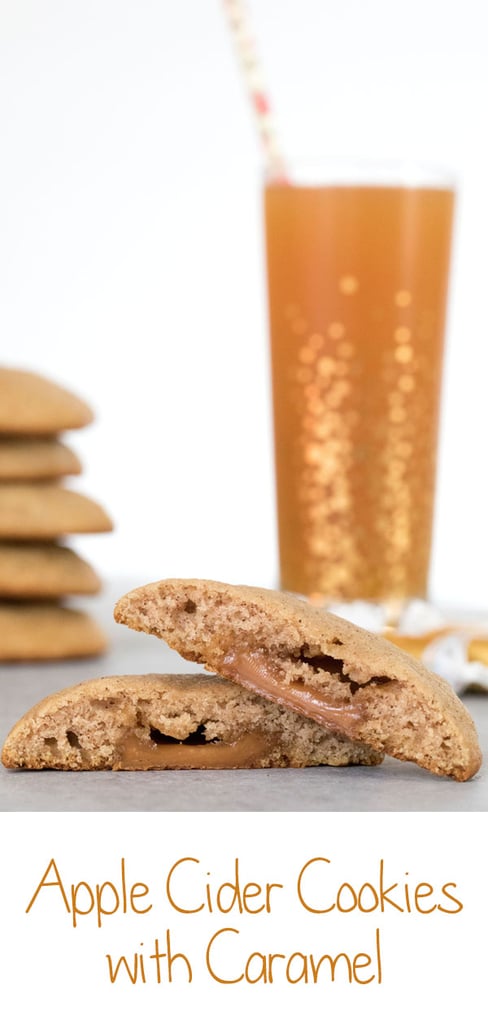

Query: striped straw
<box><xmin>222</xmin><ymin>0</ymin><xmax>288</xmax><ymax>181</ymax></box>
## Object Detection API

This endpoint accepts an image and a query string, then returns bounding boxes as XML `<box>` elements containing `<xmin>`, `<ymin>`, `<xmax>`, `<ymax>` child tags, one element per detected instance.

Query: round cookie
<box><xmin>0</xmin><ymin>484</ymin><xmax>113</xmax><ymax>537</ymax></box>
<box><xmin>0</xmin><ymin>437</ymin><xmax>82</xmax><ymax>480</ymax></box>
<box><xmin>114</xmin><ymin>579</ymin><xmax>482</xmax><ymax>782</ymax></box>
<box><xmin>0</xmin><ymin>602</ymin><xmax>107</xmax><ymax>660</ymax></box>
<box><xmin>0</xmin><ymin>542</ymin><xmax>101</xmax><ymax>597</ymax></box>
<box><xmin>0</xmin><ymin>368</ymin><xmax>93</xmax><ymax>434</ymax></box>
<box><xmin>1</xmin><ymin>673</ymin><xmax>382</xmax><ymax>770</ymax></box>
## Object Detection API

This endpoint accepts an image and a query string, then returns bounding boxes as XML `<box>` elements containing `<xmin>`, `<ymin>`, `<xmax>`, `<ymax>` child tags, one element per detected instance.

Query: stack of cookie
<box><xmin>0</xmin><ymin>368</ymin><xmax>113</xmax><ymax>660</ymax></box>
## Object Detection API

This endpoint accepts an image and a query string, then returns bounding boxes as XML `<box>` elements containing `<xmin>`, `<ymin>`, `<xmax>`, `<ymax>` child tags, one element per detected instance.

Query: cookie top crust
<box><xmin>0</xmin><ymin>368</ymin><xmax>93</xmax><ymax>433</ymax></box>
<box><xmin>0</xmin><ymin>602</ymin><xmax>107</xmax><ymax>660</ymax></box>
<box><xmin>114</xmin><ymin>579</ymin><xmax>482</xmax><ymax>781</ymax></box>
<box><xmin>0</xmin><ymin>484</ymin><xmax>113</xmax><ymax>537</ymax></box>
<box><xmin>1</xmin><ymin>672</ymin><xmax>382</xmax><ymax>770</ymax></box>
<box><xmin>0</xmin><ymin>437</ymin><xmax>82</xmax><ymax>480</ymax></box>
<box><xmin>0</xmin><ymin>542</ymin><xmax>101</xmax><ymax>597</ymax></box>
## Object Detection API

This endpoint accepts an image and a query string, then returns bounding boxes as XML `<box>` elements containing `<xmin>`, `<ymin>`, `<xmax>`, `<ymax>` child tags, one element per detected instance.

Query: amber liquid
<box><xmin>265</xmin><ymin>184</ymin><xmax>454</xmax><ymax>602</ymax></box>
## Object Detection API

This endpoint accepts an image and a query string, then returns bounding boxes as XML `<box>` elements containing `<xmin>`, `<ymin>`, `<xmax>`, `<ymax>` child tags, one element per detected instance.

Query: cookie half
<box><xmin>0</xmin><ymin>542</ymin><xmax>101</xmax><ymax>597</ymax></box>
<box><xmin>114</xmin><ymin>579</ymin><xmax>482</xmax><ymax>781</ymax></box>
<box><xmin>0</xmin><ymin>602</ymin><xmax>107</xmax><ymax>660</ymax></box>
<box><xmin>0</xmin><ymin>368</ymin><xmax>93</xmax><ymax>434</ymax></box>
<box><xmin>0</xmin><ymin>437</ymin><xmax>82</xmax><ymax>480</ymax></box>
<box><xmin>0</xmin><ymin>485</ymin><xmax>113</xmax><ymax>537</ymax></box>
<box><xmin>1</xmin><ymin>673</ymin><xmax>382</xmax><ymax>770</ymax></box>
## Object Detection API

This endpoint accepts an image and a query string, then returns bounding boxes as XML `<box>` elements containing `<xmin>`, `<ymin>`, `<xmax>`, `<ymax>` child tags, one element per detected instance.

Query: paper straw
<box><xmin>222</xmin><ymin>0</ymin><xmax>287</xmax><ymax>181</ymax></box>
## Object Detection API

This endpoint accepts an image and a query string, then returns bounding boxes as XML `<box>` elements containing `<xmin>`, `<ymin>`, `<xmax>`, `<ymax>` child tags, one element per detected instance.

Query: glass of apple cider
<box><xmin>264</xmin><ymin>164</ymin><xmax>455</xmax><ymax>606</ymax></box>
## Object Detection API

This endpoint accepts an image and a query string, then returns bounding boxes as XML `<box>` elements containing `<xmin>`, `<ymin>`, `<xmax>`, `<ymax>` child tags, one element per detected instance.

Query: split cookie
<box><xmin>1</xmin><ymin>673</ymin><xmax>382</xmax><ymax>770</ymax></box>
<box><xmin>0</xmin><ymin>437</ymin><xmax>82</xmax><ymax>480</ymax></box>
<box><xmin>0</xmin><ymin>484</ymin><xmax>113</xmax><ymax>537</ymax></box>
<box><xmin>114</xmin><ymin>579</ymin><xmax>482</xmax><ymax>781</ymax></box>
<box><xmin>0</xmin><ymin>542</ymin><xmax>101</xmax><ymax>597</ymax></box>
<box><xmin>0</xmin><ymin>603</ymin><xmax>107</xmax><ymax>660</ymax></box>
<box><xmin>0</xmin><ymin>368</ymin><xmax>93</xmax><ymax>434</ymax></box>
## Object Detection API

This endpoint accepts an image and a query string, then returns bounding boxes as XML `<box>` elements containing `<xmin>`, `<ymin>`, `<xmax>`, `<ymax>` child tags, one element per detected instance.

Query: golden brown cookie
<box><xmin>1</xmin><ymin>673</ymin><xmax>382</xmax><ymax>770</ymax></box>
<box><xmin>0</xmin><ymin>484</ymin><xmax>113</xmax><ymax>537</ymax></box>
<box><xmin>0</xmin><ymin>437</ymin><xmax>82</xmax><ymax>480</ymax></box>
<box><xmin>0</xmin><ymin>368</ymin><xmax>93</xmax><ymax>434</ymax></box>
<box><xmin>0</xmin><ymin>542</ymin><xmax>101</xmax><ymax>597</ymax></box>
<box><xmin>114</xmin><ymin>579</ymin><xmax>482</xmax><ymax>781</ymax></box>
<box><xmin>0</xmin><ymin>602</ymin><xmax>107</xmax><ymax>660</ymax></box>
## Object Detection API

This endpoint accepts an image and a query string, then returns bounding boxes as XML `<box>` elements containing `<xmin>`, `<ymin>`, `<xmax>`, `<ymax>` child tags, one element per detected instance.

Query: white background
<box><xmin>1</xmin><ymin>811</ymin><xmax>485</xmax><ymax>1021</ymax></box>
<box><xmin>1</xmin><ymin>0</ymin><xmax>488</xmax><ymax>606</ymax></box>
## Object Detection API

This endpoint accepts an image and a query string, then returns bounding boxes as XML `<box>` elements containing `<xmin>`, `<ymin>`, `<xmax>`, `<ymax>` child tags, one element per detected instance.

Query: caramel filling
<box><xmin>221</xmin><ymin>650</ymin><xmax>364</xmax><ymax>736</ymax></box>
<box><xmin>115</xmin><ymin>730</ymin><xmax>275</xmax><ymax>770</ymax></box>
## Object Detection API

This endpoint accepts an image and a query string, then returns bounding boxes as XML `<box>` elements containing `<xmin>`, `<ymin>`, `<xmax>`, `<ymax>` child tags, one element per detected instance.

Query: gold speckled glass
<box><xmin>264</xmin><ymin>165</ymin><xmax>455</xmax><ymax>603</ymax></box>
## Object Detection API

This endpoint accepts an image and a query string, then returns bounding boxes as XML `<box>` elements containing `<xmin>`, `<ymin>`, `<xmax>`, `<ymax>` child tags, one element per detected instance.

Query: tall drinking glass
<box><xmin>264</xmin><ymin>163</ymin><xmax>455</xmax><ymax>605</ymax></box>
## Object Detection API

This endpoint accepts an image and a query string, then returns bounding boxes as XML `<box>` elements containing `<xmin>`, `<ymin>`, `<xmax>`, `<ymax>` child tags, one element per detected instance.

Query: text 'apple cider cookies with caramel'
<box><xmin>114</xmin><ymin>579</ymin><xmax>482</xmax><ymax>781</ymax></box>
<box><xmin>1</xmin><ymin>674</ymin><xmax>382</xmax><ymax>770</ymax></box>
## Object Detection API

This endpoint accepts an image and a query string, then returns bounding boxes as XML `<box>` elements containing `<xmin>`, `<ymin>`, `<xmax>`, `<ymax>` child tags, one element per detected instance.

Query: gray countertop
<box><xmin>1</xmin><ymin>584</ymin><xmax>487</xmax><ymax>812</ymax></box>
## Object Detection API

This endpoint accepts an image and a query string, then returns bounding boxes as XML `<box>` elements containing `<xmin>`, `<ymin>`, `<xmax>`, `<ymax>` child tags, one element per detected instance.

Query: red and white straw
<box><xmin>222</xmin><ymin>0</ymin><xmax>287</xmax><ymax>181</ymax></box>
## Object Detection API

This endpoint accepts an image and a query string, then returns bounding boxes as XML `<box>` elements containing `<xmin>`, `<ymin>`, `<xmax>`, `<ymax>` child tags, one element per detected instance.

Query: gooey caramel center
<box><xmin>221</xmin><ymin>650</ymin><xmax>364</xmax><ymax>736</ymax></box>
<box><xmin>115</xmin><ymin>730</ymin><xmax>275</xmax><ymax>770</ymax></box>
